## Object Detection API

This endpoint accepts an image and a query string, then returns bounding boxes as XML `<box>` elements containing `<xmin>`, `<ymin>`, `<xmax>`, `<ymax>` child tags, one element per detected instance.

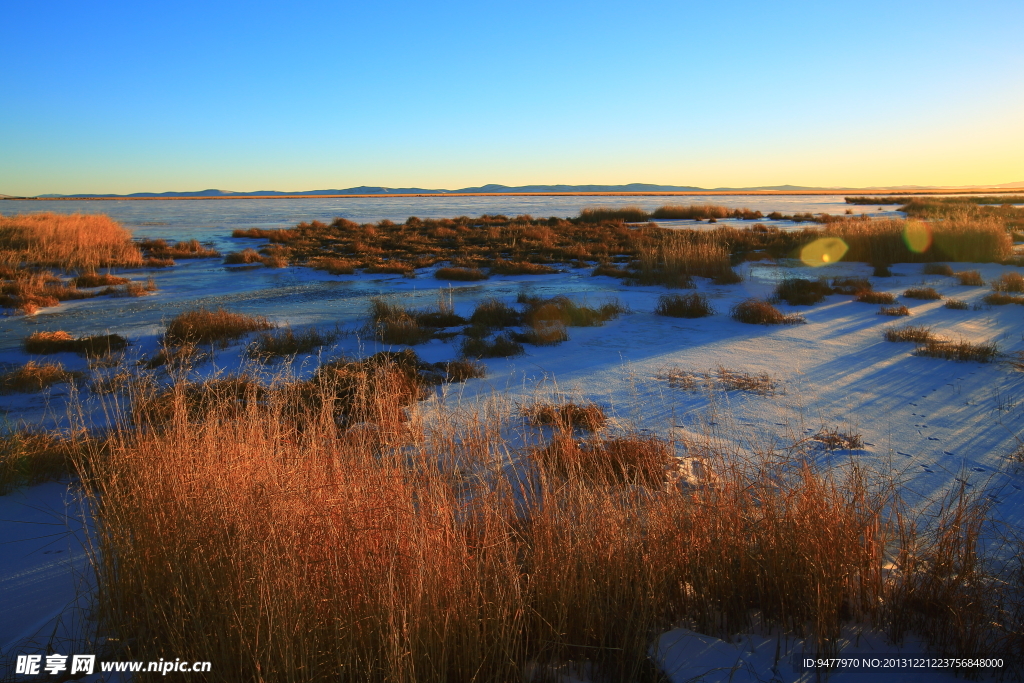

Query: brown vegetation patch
<box><xmin>991</xmin><ymin>272</ymin><xmax>1024</xmax><ymax>293</ymax></box>
<box><xmin>953</xmin><ymin>270</ymin><xmax>984</xmax><ymax>286</ymax></box>
<box><xmin>878</xmin><ymin>305</ymin><xmax>910</xmax><ymax>317</ymax></box>
<box><xmin>813</xmin><ymin>427</ymin><xmax>864</xmax><ymax>450</ymax></box>
<box><xmin>0</xmin><ymin>361</ymin><xmax>83</xmax><ymax>393</ymax></box>
<box><xmin>248</xmin><ymin>327</ymin><xmax>339</xmax><ymax>360</ymax></box>
<box><xmin>982</xmin><ymin>292</ymin><xmax>1024</xmax><ymax>306</ymax></box>
<box><xmin>943</xmin><ymin>299</ymin><xmax>970</xmax><ymax>310</ymax></box>
<box><xmin>658</xmin><ymin>366</ymin><xmax>780</xmax><ymax>395</ymax></box>
<box><xmin>773</xmin><ymin>278</ymin><xmax>832</xmax><ymax>306</ymax></box>
<box><xmin>25</xmin><ymin>331</ymin><xmax>128</xmax><ymax>356</ymax></box>
<box><xmin>141</xmin><ymin>238</ymin><xmax>219</xmax><ymax>259</ymax></box>
<box><xmin>489</xmin><ymin>260</ymin><xmax>559</xmax><ymax>276</ymax></box>
<box><xmin>856</xmin><ymin>290</ymin><xmax>898</xmax><ymax>304</ymax></box>
<box><xmin>915</xmin><ymin>339</ymin><xmax>998</xmax><ymax>363</ymax></box>
<box><xmin>884</xmin><ymin>324</ymin><xmax>935</xmax><ymax>343</ymax></box>
<box><xmin>164</xmin><ymin>307</ymin><xmax>275</xmax><ymax>346</ymax></box>
<box><xmin>903</xmin><ymin>287</ymin><xmax>942</xmax><ymax>300</ymax></box>
<box><xmin>731</xmin><ymin>298</ymin><xmax>805</xmax><ymax>325</ymax></box>
<box><xmin>525</xmin><ymin>402</ymin><xmax>607</xmax><ymax>432</ymax></box>
<box><xmin>830</xmin><ymin>277</ymin><xmax>872</xmax><ymax>295</ymax></box>
<box><xmin>654</xmin><ymin>292</ymin><xmax>715</xmax><ymax>318</ymax></box>
<box><xmin>435</xmin><ymin>266</ymin><xmax>488</xmax><ymax>281</ymax></box>
<box><xmin>460</xmin><ymin>333</ymin><xmax>524</xmax><ymax>358</ymax></box>
<box><xmin>74</xmin><ymin>272</ymin><xmax>130</xmax><ymax>287</ymax></box>
<box><xmin>0</xmin><ymin>212</ymin><xmax>142</xmax><ymax>271</ymax></box>
<box><xmin>923</xmin><ymin>263</ymin><xmax>954</xmax><ymax>276</ymax></box>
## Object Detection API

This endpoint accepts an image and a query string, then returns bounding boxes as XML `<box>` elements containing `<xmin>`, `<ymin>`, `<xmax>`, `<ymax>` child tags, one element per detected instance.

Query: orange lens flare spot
<box><xmin>800</xmin><ymin>238</ymin><xmax>848</xmax><ymax>267</ymax></box>
<box><xmin>903</xmin><ymin>221</ymin><xmax>932</xmax><ymax>254</ymax></box>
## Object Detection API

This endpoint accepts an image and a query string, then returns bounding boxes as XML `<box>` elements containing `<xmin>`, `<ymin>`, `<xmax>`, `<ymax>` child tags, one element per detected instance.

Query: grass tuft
<box><xmin>24</xmin><ymin>331</ymin><xmax>128</xmax><ymax>357</ymax></box>
<box><xmin>878</xmin><ymin>305</ymin><xmax>911</xmax><ymax>317</ymax></box>
<box><xmin>943</xmin><ymin>299</ymin><xmax>970</xmax><ymax>310</ymax></box>
<box><xmin>165</xmin><ymin>307</ymin><xmax>275</xmax><ymax>346</ymax></box>
<box><xmin>903</xmin><ymin>287</ymin><xmax>942</xmax><ymax>300</ymax></box>
<box><xmin>1</xmin><ymin>361</ymin><xmax>83</xmax><ymax>393</ymax></box>
<box><xmin>773</xmin><ymin>278</ymin><xmax>832</xmax><ymax>306</ymax></box>
<box><xmin>654</xmin><ymin>293</ymin><xmax>715</xmax><ymax>318</ymax></box>
<box><xmin>884</xmin><ymin>325</ymin><xmax>935</xmax><ymax>343</ymax></box>
<box><xmin>731</xmin><ymin>298</ymin><xmax>805</xmax><ymax>325</ymax></box>
<box><xmin>915</xmin><ymin>339</ymin><xmax>998</xmax><ymax>363</ymax></box>
<box><xmin>435</xmin><ymin>266</ymin><xmax>488</xmax><ymax>281</ymax></box>
<box><xmin>992</xmin><ymin>272</ymin><xmax>1024</xmax><ymax>293</ymax></box>
<box><xmin>856</xmin><ymin>291</ymin><xmax>898</xmax><ymax>304</ymax></box>
<box><xmin>525</xmin><ymin>402</ymin><xmax>607</xmax><ymax>432</ymax></box>
<box><xmin>923</xmin><ymin>263</ymin><xmax>954</xmax><ymax>276</ymax></box>
<box><xmin>953</xmin><ymin>270</ymin><xmax>984</xmax><ymax>286</ymax></box>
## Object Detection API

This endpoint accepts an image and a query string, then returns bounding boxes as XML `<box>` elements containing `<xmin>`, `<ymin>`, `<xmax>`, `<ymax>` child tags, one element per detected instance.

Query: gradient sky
<box><xmin>2</xmin><ymin>0</ymin><xmax>1022</xmax><ymax>195</ymax></box>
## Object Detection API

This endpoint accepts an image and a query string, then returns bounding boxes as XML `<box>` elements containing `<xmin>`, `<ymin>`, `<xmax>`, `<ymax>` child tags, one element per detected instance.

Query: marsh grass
<box><xmin>773</xmin><ymin>278</ymin><xmax>832</xmax><ymax>306</ymax></box>
<box><xmin>884</xmin><ymin>325</ymin><xmax>935</xmax><ymax>343</ymax></box>
<box><xmin>731</xmin><ymin>298</ymin><xmax>805</xmax><ymax>325</ymax></box>
<box><xmin>953</xmin><ymin>270</ymin><xmax>984</xmax><ymax>286</ymax></box>
<box><xmin>0</xmin><ymin>361</ymin><xmax>83</xmax><ymax>393</ymax></box>
<box><xmin>944</xmin><ymin>299</ymin><xmax>970</xmax><ymax>310</ymax></box>
<box><xmin>248</xmin><ymin>327</ymin><xmax>339</xmax><ymax>360</ymax></box>
<box><xmin>923</xmin><ymin>263</ymin><xmax>954</xmax><ymax>276</ymax></box>
<box><xmin>70</xmin><ymin>371</ymin><xmax>1023</xmax><ymax>681</ymax></box>
<box><xmin>489</xmin><ymin>260</ymin><xmax>559</xmax><ymax>276</ymax></box>
<box><xmin>915</xmin><ymin>339</ymin><xmax>998</xmax><ymax>363</ymax></box>
<box><xmin>983</xmin><ymin>292</ymin><xmax>1024</xmax><ymax>306</ymax></box>
<box><xmin>0</xmin><ymin>431</ymin><xmax>94</xmax><ymax>494</ymax></box>
<box><xmin>24</xmin><ymin>331</ymin><xmax>128</xmax><ymax>357</ymax></box>
<box><xmin>435</xmin><ymin>266</ymin><xmax>488</xmax><ymax>281</ymax></box>
<box><xmin>0</xmin><ymin>212</ymin><xmax>142</xmax><ymax>271</ymax></box>
<box><xmin>658</xmin><ymin>366</ymin><xmax>780</xmax><ymax>395</ymax></box>
<box><xmin>74</xmin><ymin>271</ymin><xmax>130</xmax><ymax>287</ymax></box>
<box><xmin>992</xmin><ymin>272</ymin><xmax>1024</xmax><ymax>293</ymax></box>
<box><xmin>223</xmin><ymin>248</ymin><xmax>264</xmax><ymax>265</ymax></box>
<box><xmin>524</xmin><ymin>402</ymin><xmax>607</xmax><ymax>432</ymax></box>
<box><xmin>878</xmin><ymin>305</ymin><xmax>911</xmax><ymax>317</ymax></box>
<box><xmin>813</xmin><ymin>427</ymin><xmax>864</xmax><ymax>450</ymax></box>
<box><xmin>164</xmin><ymin>307</ymin><xmax>275</xmax><ymax>346</ymax></box>
<box><xmin>578</xmin><ymin>206</ymin><xmax>650</xmax><ymax>223</ymax></box>
<box><xmin>460</xmin><ymin>333</ymin><xmax>524</xmax><ymax>358</ymax></box>
<box><xmin>857</xmin><ymin>291</ymin><xmax>898</xmax><ymax>304</ymax></box>
<box><xmin>903</xmin><ymin>287</ymin><xmax>942</xmax><ymax>300</ymax></box>
<box><xmin>470</xmin><ymin>298</ymin><xmax>522</xmax><ymax>328</ymax></box>
<box><xmin>830</xmin><ymin>277</ymin><xmax>872</xmax><ymax>295</ymax></box>
<box><xmin>141</xmin><ymin>238</ymin><xmax>219</xmax><ymax>259</ymax></box>
<box><xmin>654</xmin><ymin>293</ymin><xmax>714</xmax><ymax>318</ymax></box>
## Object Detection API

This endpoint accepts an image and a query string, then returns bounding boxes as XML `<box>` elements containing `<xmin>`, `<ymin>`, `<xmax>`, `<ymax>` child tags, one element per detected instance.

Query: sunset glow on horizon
<box><xmin>1</xmin><ymin>0</ymin><xmax>1021</xmax><ymax>196</ymax></box>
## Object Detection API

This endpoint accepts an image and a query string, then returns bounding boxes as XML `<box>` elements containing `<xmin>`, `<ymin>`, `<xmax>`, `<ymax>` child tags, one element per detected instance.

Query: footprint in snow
<box><xmin>943</xmin><ymin>451</ymin><xmax>954</xmax><ymax>456</ymax></box>
<box><xmin>972</xmin><ymin>467</ymin><xmax>985</xmax><ymax>472</ymax></box>
<box><xmin>898</xmin><ymin>451</ymin><xmax>912</xmax><ymax>456</ymax></box>
<box><xmin>864</xmin><ymin>442</ymin><xmax>875</xmax><ymax>447</ymax></box>
<box><xmin>1014</xmin><ymin>485</ymin><xmax>1022</xmax><ymax>491</ymax></box>
<box><xmin>928</xmin><ymin>437</ymin><xmax>940</xmax><ymax>441</ymax></box>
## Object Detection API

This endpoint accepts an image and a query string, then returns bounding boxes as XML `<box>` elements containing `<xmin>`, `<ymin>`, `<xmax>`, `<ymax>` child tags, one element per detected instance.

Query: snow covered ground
<box><xmin>2</xmin><ymin>226</ymin><xmax>1023</xmax><ymax>679</ymax></box>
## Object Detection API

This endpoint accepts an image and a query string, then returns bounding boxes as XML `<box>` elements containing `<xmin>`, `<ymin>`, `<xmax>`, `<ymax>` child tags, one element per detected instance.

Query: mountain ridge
<box><xmin>10</xmin><ymin>181</ymin><xmax>1024</xmax><ymax>199</ymax></box>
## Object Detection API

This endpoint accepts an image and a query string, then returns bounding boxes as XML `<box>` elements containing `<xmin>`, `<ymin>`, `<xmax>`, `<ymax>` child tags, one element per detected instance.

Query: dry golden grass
<box><xmin>76</xmin><ymin>380</ymin><xmax>1021</xmax><ymax>678</ymax></box>
<box><xmin>884</xmin><ymin>324</ymin><xmax>935</xmax><ymax>343</ymax></box>
<box><xmin>992</xmin><ymin>271</ymin><xmax>1024</xmax><ymax>293</ymax></box>
<box><xmin>74</xmin><ymin>271</ymin><xmax>130</xmax><ymax>287</ymax></box>
<box><xmin>0</xmin><ymin>361</ymin><xmax>83</xmax><ymax>393</ymax></box>
<box><xmin>0</xmin><ymin>431</ymin><xmax>97</xmax><ymax>494</ymax></box>
<box><xmin>923</xmin><ymin>263</ymin><xmax>954</xmax><ymax>276</ymax></box>
<box><xmin>915</xmin><ymin>339</ymin><xmax>998</xmax><ymax>363</ymax></box>
<box><xmin>944</xmin><ymin>299</ymin><xmax>970</xmax><ymax>310</ymax></box>
<box><xmin>903</xmin><ymin>287</ymin><xmax>942</xmax><ymax>300</ymax></box>
<box><xmin>654</xmin><ymin>292</ymin><xmax>715</xmax><ymax>318</ymax></box>
<box><xmin>524</xmin><ymin>402</ymin><xmax>607</xmax><ymax>432</ymax></box>
<box><xmin>731</xmin><ymin>298</ymin><xmax>805</xmax><ymax>325</ymax></box>
<box><xmin>953</xmin><ymin>270</ymin><xmax>984</xmax><ymax>286</ymax></box>
<box><xmin>141</xmin><ymin>238</ymin><xmax>219</xmax><ymax>259</ymax></box>
<box><xmin>24</xmin><ymin>331</ymin><xmax>128</xmax><ymax>356</ymax></box>
<box><xmin>248</xmin><ymin>326</ymin><xmax>339</xmax><ymax>360</ymax></box>
<box><xmin>856</xmin><ymin>291</ymin><xmax>898</xmax><ymax>304</ymax></box>
<box><xmin>878</xmin><ymin>305</ymin><xmax>911</xmax><ymax>317</ymax></box>
<box><xmin>658</xmin><ymin>366</ymin><xmax>781</xmax><ymax>395</ymax></box>
<box><xmin>164</xmin><ymin>307</ymin><xmax>275</xmax><ymax>346</ymax></box>
<box><xmin>435</xmin><ymin>266</ymin><xmax>488</xmax><ymax>281</ymax></box>
<box><xmin>0</xmin><ymin>212</ymin><xmax>142</xmax><ymax>271</ymax></box>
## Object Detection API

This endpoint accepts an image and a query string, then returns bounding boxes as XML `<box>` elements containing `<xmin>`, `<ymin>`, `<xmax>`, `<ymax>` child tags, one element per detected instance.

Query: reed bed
<box><xmin>992</xmin><ymin>272</ymin><xmax>1024</xmax><ymax>293</ymax></box>
<box><xmin>954</xmin><ymin>270</ymin><xmax>985</xmax><ymax>286</ymax></box>
<box><xmin>141</xmin><ymin>238</ymin><xmax>220</xmax><ymax>259</ymax></box>
<box><xmin>857</xmin><ymin>291</ymin><xmax>898</xmax><ymax>304</ymax></box>
<box><xmin>76</xmin><ymin>376</ymin><xmax>1022</xmax><ymax>680</ymax></box>
<box><xmin>0</xmin><ymin>212</ymin><xmax>142</xmax><ymax>271</ymax></box>
<box><xmin>248</xmin><ymin>327</ymin><xmax>339</xmax><ymax>360</ymax></box>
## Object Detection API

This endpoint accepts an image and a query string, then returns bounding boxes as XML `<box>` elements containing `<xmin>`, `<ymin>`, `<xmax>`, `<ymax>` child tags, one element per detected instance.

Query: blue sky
<box><xmin>2</xmin><ymin>0</ymin><xmax>1022</xmax><ymax>195</ymax></box>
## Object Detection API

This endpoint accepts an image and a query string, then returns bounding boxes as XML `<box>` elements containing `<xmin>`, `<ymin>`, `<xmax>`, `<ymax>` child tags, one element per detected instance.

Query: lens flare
<box><xmin>903</xmin><ymin>221</ymin><xmax>932</xmax><ymax>253</ymax></box>
<box><xmin>800</xmin><ymin>238</ymin><xmax>848</xmax><ymax>267</ymax></box>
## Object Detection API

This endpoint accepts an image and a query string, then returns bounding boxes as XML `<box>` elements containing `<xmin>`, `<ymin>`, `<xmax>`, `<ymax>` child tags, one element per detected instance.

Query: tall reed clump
<box><xmin>0</xmin><ymin>212</ymin><xmax>143</xmax><ymax>271</ymax></box>
<box><xmin>819</xmin><ymin>217</ymin><xmax>1012</xmax><ymax>264</ymax></box>
<box><xmin>633</xmin><ymin>232</ymin><xmax>739</xmax><ymax>287</ymax></box>
<box><xmin>78</xmin><ymin>383</ymin><xmax>1021</xmax><ymax>680</ymax></box>
<box><xmin>578</xmin><ymin>206</ymin><xmax>650</xmax><ymax>223</ymax></box>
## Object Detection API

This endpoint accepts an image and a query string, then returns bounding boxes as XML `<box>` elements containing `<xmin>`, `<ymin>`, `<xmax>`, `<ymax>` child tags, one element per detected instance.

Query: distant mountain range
<box><xmin>6</xmin><ymin>180</ymin><xmax>1024</xmax><ymax>199</ymax></box>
